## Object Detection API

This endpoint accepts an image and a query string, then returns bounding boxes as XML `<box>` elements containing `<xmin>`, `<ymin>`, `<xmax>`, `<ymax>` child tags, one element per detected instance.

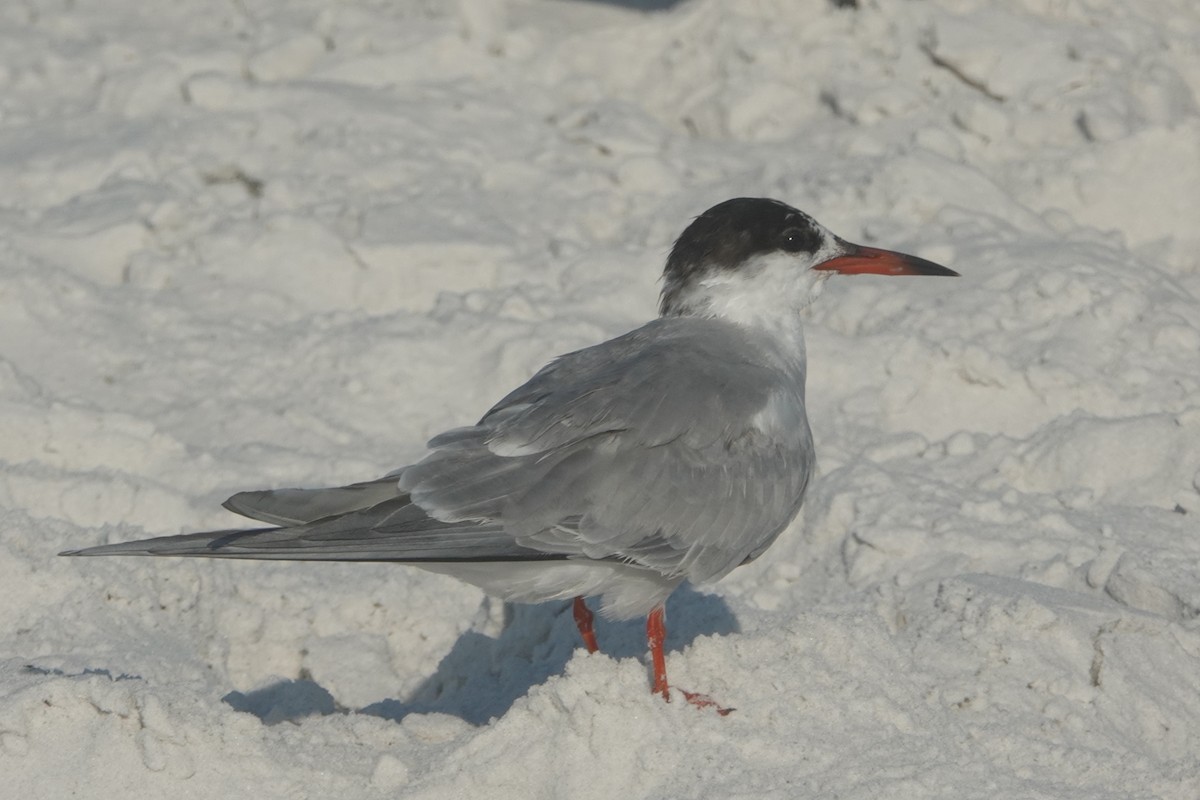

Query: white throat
<box><xmin>664</xmin><ymin>251</ymin><xmax>830</xmax><ymax>372</ymax></box>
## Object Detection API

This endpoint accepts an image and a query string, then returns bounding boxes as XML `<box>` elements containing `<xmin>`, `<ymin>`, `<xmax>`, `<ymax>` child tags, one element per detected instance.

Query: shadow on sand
<box><xmin>224</xmin><ymin>585</ymin><xmax>738</xmax><ymax>725</ymax></box>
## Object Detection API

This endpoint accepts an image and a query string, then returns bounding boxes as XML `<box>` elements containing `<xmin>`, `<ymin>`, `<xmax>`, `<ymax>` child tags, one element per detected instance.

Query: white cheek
<box><xmin>699</xmin><ymin>253</ymin><xmax>830</xmax><ymax>317</ymax></box>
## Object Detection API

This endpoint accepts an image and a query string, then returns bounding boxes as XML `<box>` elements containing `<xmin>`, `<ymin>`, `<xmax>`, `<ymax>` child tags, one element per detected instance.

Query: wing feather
<box><xmin>69</xmin><ymin>317</ymin><xmax>814</xmax><ymax>589</ymax></box>
<box><xmin>223</xmin><ymin>476</ymin><xmax>403</xmax><ymax>525</ymax></box>
<box><xmin>399</xmin><ymin>316</ymin><xmax>814</xmax><ymax>583</ymax></box>
<box><xmin>66</xmin><ymin>497</ymin><xmax>557</xmax><ymax>562</ymax></box>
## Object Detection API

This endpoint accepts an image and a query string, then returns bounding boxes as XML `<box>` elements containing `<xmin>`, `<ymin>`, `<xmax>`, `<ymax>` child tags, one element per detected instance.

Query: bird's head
<box><xmin>659</xmin><ymin>198</ymin><xmax>958</xmax><ymax>323</ymax></box>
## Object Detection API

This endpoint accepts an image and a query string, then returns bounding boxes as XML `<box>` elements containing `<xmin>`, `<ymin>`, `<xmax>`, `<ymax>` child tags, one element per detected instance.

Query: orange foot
<box><xmin>645</xmin><ymin>607</ymin><xmax>734</xmax><ymax>716</ymax></box>
<box><xmin>679</xmin><ymin>689</ymin><xmax>735</xmax><ymax>716</ymax></box>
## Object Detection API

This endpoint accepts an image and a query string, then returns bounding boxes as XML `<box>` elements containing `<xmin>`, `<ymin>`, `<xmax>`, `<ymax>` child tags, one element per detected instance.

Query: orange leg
<box><xmin>572</xmin><ymin>596</ymin><xmax>600</xmax><ymax>654</ymax></box>
<box><xmin>646</xmin><ymin>605</ymin><xmax>734</xmax><ymax>715</ymax></box>
<box><xmin>647</xmin><ymin>605</ymin><xmax>670</xmax><ymax>700</ymax></box>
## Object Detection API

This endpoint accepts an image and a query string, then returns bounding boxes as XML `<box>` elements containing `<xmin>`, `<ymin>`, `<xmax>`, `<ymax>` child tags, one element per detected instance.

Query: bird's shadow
<box><xmin>223</xmin><ymin>585</ymin><xmax>738</xmax><ymax>726</ymax></box>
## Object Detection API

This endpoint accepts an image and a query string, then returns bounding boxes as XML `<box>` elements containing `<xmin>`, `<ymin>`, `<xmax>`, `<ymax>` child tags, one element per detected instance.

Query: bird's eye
<box><xmin>780</xmin><ymin>227</ymin><xmax>819</xmax><ymax>254</ymax></box>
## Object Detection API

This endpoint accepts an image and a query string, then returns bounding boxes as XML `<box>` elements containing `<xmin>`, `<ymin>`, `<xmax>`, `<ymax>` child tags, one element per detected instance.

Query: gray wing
<box><xmin>398</xmin><ymin>316</ymin><xmax>815</xmax><ymax>583</ymax></box>
<box><xmin>66</xmin><ymin>317</ymin><xmax>814</xmax><ymax>582</ymax></box>
<box><xmin>63</xmin><ymin>495</ymin><xmax>559</xmax><ymax>562</ymax></box>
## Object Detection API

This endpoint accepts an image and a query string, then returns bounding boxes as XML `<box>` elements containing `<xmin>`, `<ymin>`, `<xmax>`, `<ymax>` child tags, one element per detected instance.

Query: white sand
<box><xmin>2</xmin><ymin>0</ymin><xmax>1198</xmax><ymax>797</ymax></box>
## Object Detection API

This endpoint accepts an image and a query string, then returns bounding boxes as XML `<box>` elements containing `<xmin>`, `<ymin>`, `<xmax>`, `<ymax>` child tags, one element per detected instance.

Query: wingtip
<box><xmin>58</xmin><ymin>540</ymin><xmax>158</xmax><ymax>557</ymax></box>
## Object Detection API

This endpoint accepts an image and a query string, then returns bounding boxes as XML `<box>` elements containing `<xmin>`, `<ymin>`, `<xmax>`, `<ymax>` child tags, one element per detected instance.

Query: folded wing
<box><xmin>66</xmin><ymin>317</ymin><xmax>814</xmax><ymax>585</ymax></box>
<box><xmin>399</xmin><ymin>316</ymin><xmax>814</xmax><ymax>583</ymax></box>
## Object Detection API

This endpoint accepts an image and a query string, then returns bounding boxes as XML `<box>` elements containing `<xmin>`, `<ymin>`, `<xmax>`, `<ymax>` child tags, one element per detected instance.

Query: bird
<box><xmin>63</xmin><ymin>197</ymin><xmax>957</xmax><ymax>711</ymax></box>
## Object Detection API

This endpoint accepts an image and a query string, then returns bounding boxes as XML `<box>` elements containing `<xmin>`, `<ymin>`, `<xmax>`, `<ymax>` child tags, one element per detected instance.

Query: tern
<box><xmin>64</xmin><ymin>198</ymin><xmax>957</xmax><ymax>710</ymax></box>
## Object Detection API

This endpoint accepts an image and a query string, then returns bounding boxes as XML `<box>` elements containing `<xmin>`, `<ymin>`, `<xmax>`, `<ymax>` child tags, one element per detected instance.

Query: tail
<box><xmin>61</xmin><ymin>492</ymin><xmax>565</xmax><ymax>563</ymax></box>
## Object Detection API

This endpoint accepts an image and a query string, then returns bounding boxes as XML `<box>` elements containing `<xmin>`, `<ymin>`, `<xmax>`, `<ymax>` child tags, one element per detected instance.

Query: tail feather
<box><xmin>61</xmin><ymin>495</ymin><xmax>565</xmax><ymax>563</ymax></box>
